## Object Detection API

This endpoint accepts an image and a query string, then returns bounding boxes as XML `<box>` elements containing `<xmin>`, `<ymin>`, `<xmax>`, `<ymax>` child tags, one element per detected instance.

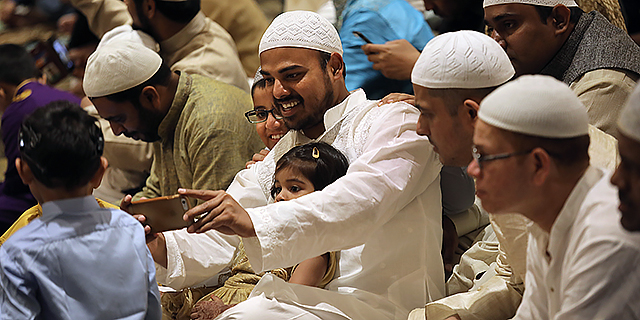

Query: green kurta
<box><xmin>134</xmin><ymin>72</ymin><xmax>262</xmax><ymax>203</ymax></box>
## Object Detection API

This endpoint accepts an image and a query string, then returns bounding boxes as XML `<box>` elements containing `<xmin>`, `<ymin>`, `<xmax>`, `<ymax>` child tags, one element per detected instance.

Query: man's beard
<box><xmin>278</xmin><ymin>74</ymin><xmax>335</xmax><ymax>132</ymax></box>
<box><xmin>131</xmin><ymin>12</ymin><xmax>157</xmax><ymax>40</ymax></box>
<box><xmin>133</xmin><ymin>104</ymin><xmax>164</xmax><ymax>142</ymax></box>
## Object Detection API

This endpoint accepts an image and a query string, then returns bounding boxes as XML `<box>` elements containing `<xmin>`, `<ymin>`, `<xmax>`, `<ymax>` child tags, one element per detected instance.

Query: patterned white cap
<box><xmin>97</xmin><ymin>25</ymin><xmax>159</xmax><ymax>52</ymax></box>
<box><xmin>479</xmin><ymin>75</ymin><xmax>588</xmax><ymax>138</ymax></box>
<box><xmin>411</xmin><ymin>31</ymin><xmax>514</xmax><ymax>89</ymax></box>
<box><xmin>84</xmin><ymin>35</ymin><xmax>162</xmax><ymax>97</ymax></box>
<box><xmin>484</xmin><ymin>0</ymin><xmax>578</xmax><ymax>8</ymax></box>
<box><xmin>618</xmin><ymin>84</ymin><xmax>640</xmax><ymax>142</ymax></box>
<box><xmin>259</xmin><ymin>11</ymin><xmax>343</xmax><ymax>56</ymax></box>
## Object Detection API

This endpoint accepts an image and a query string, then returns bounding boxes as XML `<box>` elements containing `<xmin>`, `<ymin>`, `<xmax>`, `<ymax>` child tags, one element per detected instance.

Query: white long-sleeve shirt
<box><xmin>514</xmin><ymin>167</ymin><xmax>640</xmax><ymax>320</ymax></box>
<box><xmin>159</xmin><ymin>89</ymin><xmax>445</xmax><ymax>318</ymax></box>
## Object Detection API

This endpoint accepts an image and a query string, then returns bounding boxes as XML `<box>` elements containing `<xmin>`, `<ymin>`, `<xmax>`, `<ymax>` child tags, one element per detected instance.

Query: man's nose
<box><xmin>273</xmin><ymin>79</ymin><xmax>289</xmax><ymax>100</ymax></box>
<box><xmin>110</xmin><ymin>122</ymin><xmax>125</xmax><ymax>136</ymax></box>
<box><xmin>490</xmin><ymin>30</ymin><xmax>507</xmax><ymax>49</ymax></box>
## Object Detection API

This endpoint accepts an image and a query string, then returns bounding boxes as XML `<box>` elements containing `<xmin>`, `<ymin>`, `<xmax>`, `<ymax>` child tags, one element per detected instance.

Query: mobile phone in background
<box><xmin>28</xmin><ymin>37</ymin><xmax>74</xmax><ymax>85</ymax></box>
<box><xmin>128</xmin><ymin>194</ymin><xmax>193</xmax><ymax>233</ymax></box>
<box><xmin>353</xmin><ymin>31</ymin><xmax>373</xmax><ymax>44</ymax></box>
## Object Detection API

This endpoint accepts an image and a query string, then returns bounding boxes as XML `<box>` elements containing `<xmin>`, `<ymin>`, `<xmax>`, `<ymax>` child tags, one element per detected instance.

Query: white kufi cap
<box><xmin>484</xmin><ymin>0</ymin><xmax>578</xmax><ymax>7</ymax></box>
<box><xmin>259</xmin><ymin>11</ymin><xmax>342</xmax><ymax>56</ymax></box>
<box><xmin>411</xmin><ymin>31</ymin><xmax>514</xmax><ymax>89</ymax></box>
<box><xmin>479</xmin><ymin>75</ymin><xmax>588</xmax><ymax>138</ymax></box>
<box><xmin>97</xmin><ymin>25</ymin><xmax>159</xmax><ymax>52</ymax></box>
<box><xmin>84</xmin><ymin>29</ymin><xmax>162</xmax><ymax>97</ymax></box>
<box><xmin>618</xmin><ymin>83</ymin><xmax>640</xmax><ymax>142</ymax></box>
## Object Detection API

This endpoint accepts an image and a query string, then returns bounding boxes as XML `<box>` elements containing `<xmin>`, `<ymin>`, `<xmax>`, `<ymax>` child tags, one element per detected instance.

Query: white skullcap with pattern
<box><xmin>83</xmin><ymin>36</ymin><xmax>162</xmax><ymax>97</ymax></box>
<box><xmin>479</xmin><ymin>75</ymin><xmax>588</xmax><ymax>138</ymax></box>
<box><xmin>484</xmin><ymin>0</ymin><xmax>578</xmax><ymax>7</ymax></box>
<box><xmin>412</xmin><ymin>31</ymin><xmax>514</xmax><ymax>89</ymax></box>
<box><xmin>618</xmin><ymin>83</ymin><xmax>640</xmax><ymax>142</ymax></box>
<box><xmin>97</xmin><ymin>25</ymin><xmax>159</xmax><ymax>52</ymax></box>
<box><xmin>259</xmin><ymin>11</ymin><xmax>343</xmax><ymax>56</ymax></box>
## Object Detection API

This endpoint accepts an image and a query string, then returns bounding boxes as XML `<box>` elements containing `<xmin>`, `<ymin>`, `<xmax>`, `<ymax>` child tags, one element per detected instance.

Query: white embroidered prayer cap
<box><xmin>479</xmin><ymin>75</ymin><xmax>588</xmax><ymax>138</ymax></box>
<box><xmin>411</xmin><ymin>30</ymin><xmax>514</xmax><ymax>89</ymax></box>
<box><xmin>259</xmin><ymin>10</ymin><xmax>343</xmax><ymax>56</ymax></box>
<box><xmin>97</xmin><ymin>25</ymin><xmax>159</xmax><ymax>52</ymax></box>
<box><xmin>618</xmin><ymin>84</ymin><xmax>640</xmax><ymax>142</ymax></box>
<box><xmin>484</xmin><ymin>0</ymin><xmax>578</xmax><ymax>8</ymax></box>
<box><xmin>84</xmin><ymin>36</ymin><xmax>162</xmax><ymax>98</ymax></box>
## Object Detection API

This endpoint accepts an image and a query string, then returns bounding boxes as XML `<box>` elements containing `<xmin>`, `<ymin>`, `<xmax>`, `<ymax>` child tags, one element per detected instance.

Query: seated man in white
<box><xmin>467</xmin><ymin>75</ymin><xmax>640</xmax><ymax>319</ymax></box>
<box><xmin>145</xmin><ymin>10</ymin><xmax>445</xmax><ymax>320</ymax></box>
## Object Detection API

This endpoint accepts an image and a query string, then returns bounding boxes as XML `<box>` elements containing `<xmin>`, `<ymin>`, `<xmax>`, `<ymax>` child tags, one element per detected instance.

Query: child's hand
<box><xmin>179</xmin><ymin>189</ymin><xmax>257</xmax><ymax>237</ymax></box>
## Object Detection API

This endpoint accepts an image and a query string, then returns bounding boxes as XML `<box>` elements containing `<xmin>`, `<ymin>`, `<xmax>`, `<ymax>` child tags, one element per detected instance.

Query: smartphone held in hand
<box><xmin>128</xmin><ymin>195</ymin><xmax>192</xmax><ymax>233</ymax></box>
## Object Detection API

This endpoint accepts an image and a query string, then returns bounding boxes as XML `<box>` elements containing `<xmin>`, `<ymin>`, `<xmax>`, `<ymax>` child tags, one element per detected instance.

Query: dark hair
<box><xmin>0</xmin><ymin>44</ymin><xmax>38</xmax><ymax>85</ymax></box>
<box><xmin>251</xmin><ymin>78</ymin><xmax>268</xmax><ymax>97</ymax></box>
<box><xmin>504</xmin><ymin>130</ymin><xmax>590</xmax><ymax>168</ymax></box>
<box><xmin>19</xmin><ymin>100</ymin><xmax>104</xmax><ymax>190</ymax></box>
<box><xmin>533</xmin><ymin>5</ymin><xmax>583</xmax><ymax>25</ymax></box>
<box><xmin>101</xmin><ymin>63</ymin><xmax>172</xmax><ymax>105</ymax></box>
<box><xmin>270</xmin><ymin>142</ymin><xmax>349</xmax><ymax>198</ymax></box>
<box><xmin>133</xmin><ymin>0</ymin><xmax>200</xmax><ymax>24</ymax></box>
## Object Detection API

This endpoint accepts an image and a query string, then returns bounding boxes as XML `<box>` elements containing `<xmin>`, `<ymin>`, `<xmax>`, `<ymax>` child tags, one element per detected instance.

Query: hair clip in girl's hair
<box><xmin>312</xmin><ymin>146</ymin><xmax>320</xmax><ymax>159</ymax></box>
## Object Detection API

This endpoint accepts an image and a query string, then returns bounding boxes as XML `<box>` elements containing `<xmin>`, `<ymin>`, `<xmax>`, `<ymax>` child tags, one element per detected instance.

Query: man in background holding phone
<box><xmin>339</xmin><ymin>0</ymin><xmax>434</xmax><ymax>99</ymax></box>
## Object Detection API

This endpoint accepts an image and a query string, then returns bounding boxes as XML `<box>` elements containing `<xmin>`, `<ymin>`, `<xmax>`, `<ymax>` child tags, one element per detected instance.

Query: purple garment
<box><xmin>0</xmin><ymin>81</ymin><xmax>81</xmax><ymax>231</ymax></box>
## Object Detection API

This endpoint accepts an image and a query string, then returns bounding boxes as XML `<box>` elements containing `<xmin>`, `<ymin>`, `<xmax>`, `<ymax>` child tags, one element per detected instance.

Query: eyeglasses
<box><xmin>244</xmin><ymin>109</ymin><xmax>284</xmax><ymax>124</ymax></box>
<box><xmin>472</xmin><ymin>146</ymin><xmax>533</xmax><ymax>169</ymax></box>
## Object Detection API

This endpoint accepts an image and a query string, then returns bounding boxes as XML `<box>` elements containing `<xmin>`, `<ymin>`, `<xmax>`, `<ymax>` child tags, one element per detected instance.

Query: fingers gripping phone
<box><xmin>128</xmin><ymin>195</ymin><xmax>192</xmax><ymax>233</ymax></box>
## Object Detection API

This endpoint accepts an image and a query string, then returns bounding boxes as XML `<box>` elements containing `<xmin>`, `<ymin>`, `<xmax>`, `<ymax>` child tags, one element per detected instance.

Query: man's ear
<box><xmin>139</xmin><ymin>86</ymin><xmax>161</xmax><ymax>111</ymax></box>
<box><xmin>462</xmin><ymin>99</ymin><xmax>480</xmax><ymax>125</ymax></box>
<box><xmin>531</xmin><ymin>148</ymin><xmax>551</xmax><ymax>186</ymax></box>
<box><xmin>328</xmin><ymin>52</ymin><xmax>345</xmax><ymax>80</ymax></box>
<box><xmin>89</xmin><ymin>157</ymin><xmax>109</xmax><ymax>189</ymax></box>
<box><xmin>141</xmin><ymin>0</ymin><xmax>156</xmax><ymax>19</ymax></box>
<box><xmin>551</xmin><ymin>4</ymin><xmax>572</xmax><ymax>35</ymax></box>
<box><xmin>15</xmin><ymin>158</ymin><xmax>34</xmax><ymax>185</ymax></box>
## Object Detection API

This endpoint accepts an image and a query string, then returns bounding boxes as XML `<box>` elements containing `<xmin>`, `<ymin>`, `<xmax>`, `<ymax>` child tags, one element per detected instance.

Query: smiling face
<box><xmin>611</xmin><ymin>133</ymin><xmax>640</xmax><ymax>231</ymax></box>
<box><xmin>260</xmin><ymin>48</ymin><xmax>338</xmax><ymax>139</ymax></box>
<box><xmin>467</xmin><ymin>120</ymin><xmax>532</xmax><ymax>214</ymax></box>
<box><xmin>414</xmin><ymin>86</ymin><xmax>476</xmax><ymax>167</ymax></box>
<box><xmin>91</xmin><ymin>96</ymin><xmax>164</xmax><ymax>142</ymax></box>
<box><xmin>272</xmin><ymin>166</ymin><xmax>315</xmax><ymax>202</ymax></box>
<box><xmin>484</xmin><ymin>4</ymin><xmax>563</xmax><ymax>76</ymax></box>
<box><xmin>252</xmin><ymin>86</ymin><xmax>288</xmax><ymax>149</ymax></box>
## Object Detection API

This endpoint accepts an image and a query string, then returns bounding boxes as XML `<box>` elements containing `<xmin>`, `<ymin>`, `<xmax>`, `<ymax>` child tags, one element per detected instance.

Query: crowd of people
<box><xmin>0</xmin><ymin>0</ymin><xmax>639</xmax><ymax>319</ymax></box>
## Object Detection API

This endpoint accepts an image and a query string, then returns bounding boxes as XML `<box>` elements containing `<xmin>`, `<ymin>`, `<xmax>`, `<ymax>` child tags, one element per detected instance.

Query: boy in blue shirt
<box><xmin>0</xmin><ymin>101</ymin><xmax>161</xmax><ymax>319</ymax></box>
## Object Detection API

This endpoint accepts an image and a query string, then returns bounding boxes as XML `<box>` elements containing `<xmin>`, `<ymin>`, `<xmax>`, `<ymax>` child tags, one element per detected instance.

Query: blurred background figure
<box><xmin>340</xmin><ymin>0</ymin><xmax>434</xmax><ymax>99</ymax></box>
<box><xmin>0</xmin><ymin>43</ymin><xmax>80</xmax><ymax>233</ymax></box>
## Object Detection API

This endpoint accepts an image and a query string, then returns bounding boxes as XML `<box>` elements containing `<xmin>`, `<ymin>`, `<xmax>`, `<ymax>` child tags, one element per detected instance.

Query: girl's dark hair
<box><xmin>270</xmin><ymin>142</ymin><xmax>349</xmax><ymax>199</ymax></box>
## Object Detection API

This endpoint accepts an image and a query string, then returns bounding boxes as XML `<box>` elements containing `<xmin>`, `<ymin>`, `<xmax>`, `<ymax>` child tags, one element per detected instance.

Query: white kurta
<box><xmin>160</xmin><ymin>89</ymin><xmax>445</xmax><ymax>318</ymax></box>
<box><xmin>514</xmin><ymin>166</ymin><xmax>640</xmax><ymax>320</ymax></box>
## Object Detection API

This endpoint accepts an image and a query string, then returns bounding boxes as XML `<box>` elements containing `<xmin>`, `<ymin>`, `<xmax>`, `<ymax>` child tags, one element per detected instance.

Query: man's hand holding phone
<box><xmin>361</xmin><ymin>39</ymin><xmax>420</xmax><ymax>80</ymax></box>
<box><xmin>178</xmin><ymin>188</ymin><xmax>256</xmax><ymax>238</ymax></box>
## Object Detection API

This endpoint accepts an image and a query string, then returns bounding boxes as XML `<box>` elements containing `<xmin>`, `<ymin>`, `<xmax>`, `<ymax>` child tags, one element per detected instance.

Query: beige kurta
<box><xmin>133</xmin><ymin>73</ymin><xmax>263</xmax><ymax>202</ymax></box>
<box><xmin>570</xmin><ymin>68</ymin><xmax>639</xmax><ymax>135</ymax></box>
<box><xmin>200</xmin><ymin>0</ymin><xmax>267</xmax><ymax>76</ymax></box>
<box><xmin>68</xmin><ymin>0</ymin><xmax>249</xmax><ymax>92</ymax></box>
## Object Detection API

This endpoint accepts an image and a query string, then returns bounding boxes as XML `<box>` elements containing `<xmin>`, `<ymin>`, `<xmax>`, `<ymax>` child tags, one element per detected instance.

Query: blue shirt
<box><xmin>0</xmin><ymin>196</ymin><xmax>161</xmax><ymax>320</ymax></box>
<box><xmin>340</xmin><ymin>0</ymin><xmax>434</xmax><ymax>100</ymax></box>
